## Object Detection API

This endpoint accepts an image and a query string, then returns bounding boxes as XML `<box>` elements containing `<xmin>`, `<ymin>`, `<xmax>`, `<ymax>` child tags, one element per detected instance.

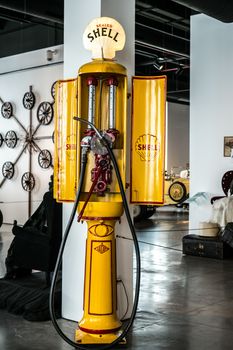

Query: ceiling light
<box><xmin>175</xmin><ymin>67</ymin><xmax>184</xmax><ymax>76</ymax></box>
<box><xmin>153</xmin><ymin>61</ymin><xmax>164</xmax><ymax>70</ymax></box>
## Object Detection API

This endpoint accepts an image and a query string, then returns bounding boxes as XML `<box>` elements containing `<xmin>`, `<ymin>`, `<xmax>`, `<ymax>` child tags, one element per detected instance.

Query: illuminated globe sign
<box><xmin>83</xmin><ymin>17</ymin><xmax>126</xmax><ymax>59</ymax></box>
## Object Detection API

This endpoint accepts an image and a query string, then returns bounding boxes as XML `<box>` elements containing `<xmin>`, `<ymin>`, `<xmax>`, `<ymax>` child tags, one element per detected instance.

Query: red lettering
<box><xmin>96</xmin><ymin>24</ymin><xmax>112</xmax><ymax>28</ymax></box>
<box><xmin>66</xmin><ymin>144</ymin><xmax>76</xmax><ymax>150</ymax></box>
<box><xmin>136</xmin><ymin>144</ymin><xmax>157</xmax><ymax>151</ymax></box>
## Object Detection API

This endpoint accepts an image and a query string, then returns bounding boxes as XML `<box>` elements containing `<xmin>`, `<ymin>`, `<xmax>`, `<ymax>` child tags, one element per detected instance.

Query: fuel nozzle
<box><xmin>90</xmin><ymin>154</ymin><xmax>112</xmax><ymax>196</ymax></box>
<box><xmin>80</xmin><ymin>135</ymin><xmax>92</xmax><ymax>163</ymax></box>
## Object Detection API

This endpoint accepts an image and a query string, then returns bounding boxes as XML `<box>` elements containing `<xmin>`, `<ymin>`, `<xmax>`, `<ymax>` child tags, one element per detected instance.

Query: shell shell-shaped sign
<box><xmin>135</xmin><ymin>134</ymin><xmax>160</xmax><ymax>161</ymax></box>
<box><xmin>83</xmin><ymin>17</ymin><xmax>126</xmax><ymax>59</ymax></box>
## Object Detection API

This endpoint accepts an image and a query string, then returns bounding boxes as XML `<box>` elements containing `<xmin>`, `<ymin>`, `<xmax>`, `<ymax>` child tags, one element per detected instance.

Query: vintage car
<box><xmin>133</xmin><ymin>169</ymin><xmax>190</xmax><ymax>221</ymax></box>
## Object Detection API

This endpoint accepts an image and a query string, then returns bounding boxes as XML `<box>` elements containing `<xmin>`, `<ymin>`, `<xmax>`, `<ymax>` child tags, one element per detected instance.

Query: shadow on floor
<box><xmin>1</xmin><ymin>212</ymin><xmax>233</xmax><ymax>350</ymax></box>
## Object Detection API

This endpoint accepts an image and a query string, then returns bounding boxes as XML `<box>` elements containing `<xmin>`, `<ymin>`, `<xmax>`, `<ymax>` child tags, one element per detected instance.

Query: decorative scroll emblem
<box><xmin>89</xmin><ymin>223</ymin><xmax>114</xmax><ymax>237</ymax></box>
<box><xmin>135</xmin><ymin>134</ymin><xmax>159</xmax><ymax>161</ymax></box>
<box><xmin>95</xmin><ymin>243</ymin><xmax>109</xmax><ymax>254</ymax></box>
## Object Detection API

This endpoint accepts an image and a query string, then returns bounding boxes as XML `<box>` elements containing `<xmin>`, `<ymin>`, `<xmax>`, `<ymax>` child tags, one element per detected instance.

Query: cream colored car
<box><xmin>134</xmin><ymin>169</ymin><xmax>189</xmax><ymax>221</ymax></box>
<box><xmin>164</xmin><ymin>171</ymin><xmax>189</xmax><ymax>205</ymax></box>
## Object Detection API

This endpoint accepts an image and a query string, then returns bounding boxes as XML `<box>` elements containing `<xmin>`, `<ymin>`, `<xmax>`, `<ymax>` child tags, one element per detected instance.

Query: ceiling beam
<box><xmin>0</xmin><ymin>1</ymin><xmax>63</xmax><ymax>24</ymax></box>
<box><xmin>136</xmin><ymin>40</ymin><xmax>189</xmax><ymax>59</ymax></box>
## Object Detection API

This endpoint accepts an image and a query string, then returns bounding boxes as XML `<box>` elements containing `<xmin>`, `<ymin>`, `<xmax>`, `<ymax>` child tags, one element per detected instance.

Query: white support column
<box><xmin>63</xmin><ymin>0</ymin><xmax>135</xmax><ymax>321</ymax></box>
<box><xmin>190</xmin><ymin>14</ymin><xmax>233</xmax><ymax>230</ymax></box>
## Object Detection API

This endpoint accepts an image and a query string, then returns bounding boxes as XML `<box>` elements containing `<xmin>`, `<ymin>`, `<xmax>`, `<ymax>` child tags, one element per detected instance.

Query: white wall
<box><xmin>0</xmin><ymin>46</ymin><xmax>63</xmax><ymax>224</ymax></box>
<box><xmin>190</xmin><ymin>14</ymin><xmax>233</xmax><ymax>228</ymax></box>
<box><xmin>166</xmin><ymin>102</ymin><xmax>189</xmax><ymax>174</ymax></box>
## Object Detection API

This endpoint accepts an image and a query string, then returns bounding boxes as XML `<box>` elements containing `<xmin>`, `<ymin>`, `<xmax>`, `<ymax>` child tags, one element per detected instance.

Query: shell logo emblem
<box><xmin>135</xmin><ymin>134</ymin><xmax>159</xmax><ymax>161</ymax></box>
<box><xmin>94</xmin><ymin>243</ymin><xmax>109</xmax><ymax>254</ymax></box>
<box><xmin>66</xmin><ymin>134</ymin><xmax>76</xmax><ymax>160</ymax></box>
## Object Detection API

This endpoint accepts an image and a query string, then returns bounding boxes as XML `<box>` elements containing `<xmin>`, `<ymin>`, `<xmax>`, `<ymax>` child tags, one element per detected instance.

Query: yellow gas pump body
<box><xmin>53</xmin><ymin>16</ymin><xmax>166</xmax><ymax>346</ymax></box>
<box><xmin>75</xmin><ymin>60</ymin><xmax>127</xmax><ymax>343</ymax></box>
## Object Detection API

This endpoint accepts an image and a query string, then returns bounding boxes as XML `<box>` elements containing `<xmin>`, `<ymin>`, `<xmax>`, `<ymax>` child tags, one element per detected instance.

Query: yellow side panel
<box><xmin>54</xmin><ymin>79</ymin><xmax>78</xmax><ymax>202</ymax></box>
<box><xmin>130</xmin><ymin>76</ymin><xmax>166</xmax><ymax>204</ymax></box>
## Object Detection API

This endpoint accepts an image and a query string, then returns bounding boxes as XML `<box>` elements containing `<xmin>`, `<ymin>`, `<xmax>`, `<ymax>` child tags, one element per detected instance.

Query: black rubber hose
<box><xmin>49</xmin><ymin>151</ymin><xmax>89</xmax><ymax>348</ymax></box>
<box><xmin>49</xmin><ymin>119</ymin><xmax>141</xmax><ymax>350</ymax></box>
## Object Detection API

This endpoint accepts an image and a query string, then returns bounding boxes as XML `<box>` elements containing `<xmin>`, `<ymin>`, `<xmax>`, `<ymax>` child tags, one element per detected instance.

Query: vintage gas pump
<box><xmin>50</xmin><ymin>16</ymin><xmax>166</xmax><ymax>349</ymax></box>
<box><xmin>74</xmin><ymin>19</ymin><xmax>128</xmax><ymax>344</ymax></box>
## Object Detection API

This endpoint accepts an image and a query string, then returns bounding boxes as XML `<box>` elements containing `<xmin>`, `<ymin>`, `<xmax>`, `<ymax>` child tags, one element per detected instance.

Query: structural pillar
<box><xmin>63</xmin><ymin>0</ymin><xmax>135</xmax><ymax>321</ymax></box>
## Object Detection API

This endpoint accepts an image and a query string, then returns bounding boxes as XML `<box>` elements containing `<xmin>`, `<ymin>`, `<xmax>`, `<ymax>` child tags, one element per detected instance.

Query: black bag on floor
<box><xmin>182</xmin><ymin>234</ymin><xmax>233</xmax><ymax>259</ymax></box>
<box><xmin>220</xmin><ymin>222</ymin><xmax>233</xmax><ymax>248</ymax></box>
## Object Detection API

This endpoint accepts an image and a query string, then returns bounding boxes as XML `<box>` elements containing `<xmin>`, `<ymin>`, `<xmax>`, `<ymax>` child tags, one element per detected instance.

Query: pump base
<box><xmin>75</xmin><ymin>328</ymin><xmax>126</xmax><ymax>345</ymax></box>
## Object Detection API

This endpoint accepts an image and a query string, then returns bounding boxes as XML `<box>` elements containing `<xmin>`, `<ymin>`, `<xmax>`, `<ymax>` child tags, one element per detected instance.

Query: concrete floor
<box><xmin>1</xmin><ymin>208</ymin><xmax>233</xmax><ymax>350</ymax></box>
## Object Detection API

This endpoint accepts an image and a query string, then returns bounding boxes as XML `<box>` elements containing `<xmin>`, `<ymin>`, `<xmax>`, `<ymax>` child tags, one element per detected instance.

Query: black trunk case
<box><xmin>182</xmin><ymin>234</ymin><xmax>233</xmax><ymax>259</ymax></box>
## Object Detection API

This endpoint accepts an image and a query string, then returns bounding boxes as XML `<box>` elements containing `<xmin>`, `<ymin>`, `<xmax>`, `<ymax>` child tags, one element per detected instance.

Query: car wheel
<box><xmin>168</xmin><ymin>181</ymin><xmax>187</xmax><ymax>203</ymax></box>
<box><xmin>133</xmin><ymin>205</ymin><xmax>155</xmax><ymax>222</ymax></box>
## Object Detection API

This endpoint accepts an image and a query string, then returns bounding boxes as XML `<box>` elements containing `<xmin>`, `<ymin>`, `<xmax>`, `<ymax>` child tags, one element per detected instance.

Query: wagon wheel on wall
<box><xmin>51</xmin><ymin>81</ymin><xmax>57</xmax><ymax>101</ymax></box>
<box><xmin>38</xmin><ymin>149</ymin><xmax>52</xmax><ymax>169</ymax></box>
<box><xmin>2</xmin><ymin>161</ymin><xmax>14</xmax><ymax>179</ymax></box>
<box><xmin>37</xmin><ymin>102</ymin><xmax>54</xmax><ymax>125</ymax></box>
<box><xmin>1</xmin><ymin>102</ymin><xmax>13</xmax><ymax>119</ymax></box>
<box><xmin>23</xmin><ymin>91</ymin><xmax>36</xmax><ymax>110</ymax></box>
<box><xmin>0</xmin><ymin>209</ymin><xmax>2</xmax><ymax>228</ymax></box>
<box><xmin>21</xmin><ymin>172</ymin><xmax>35</xmax><ymax>192</ymax></box>
<box><xmin>5</xmin><ymin>130</ymin><xmax>18</xmax><ymax>148</ymax></box>
<box><xmin>0</xmin><ymin>85</ymin><xmax>54</xmax><ymax>218</ymax></box>
<box><xmin>0</xmin><ymin>133</ymin><xmax>3</xmax><ymax>147</ymax></box>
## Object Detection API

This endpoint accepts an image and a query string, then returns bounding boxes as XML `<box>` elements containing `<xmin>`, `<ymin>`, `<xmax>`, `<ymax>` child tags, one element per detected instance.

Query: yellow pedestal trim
<box><xmin>75</xmin><ymin>328</ymin><xmax>126</xmax><ymax>345</ymax></box>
